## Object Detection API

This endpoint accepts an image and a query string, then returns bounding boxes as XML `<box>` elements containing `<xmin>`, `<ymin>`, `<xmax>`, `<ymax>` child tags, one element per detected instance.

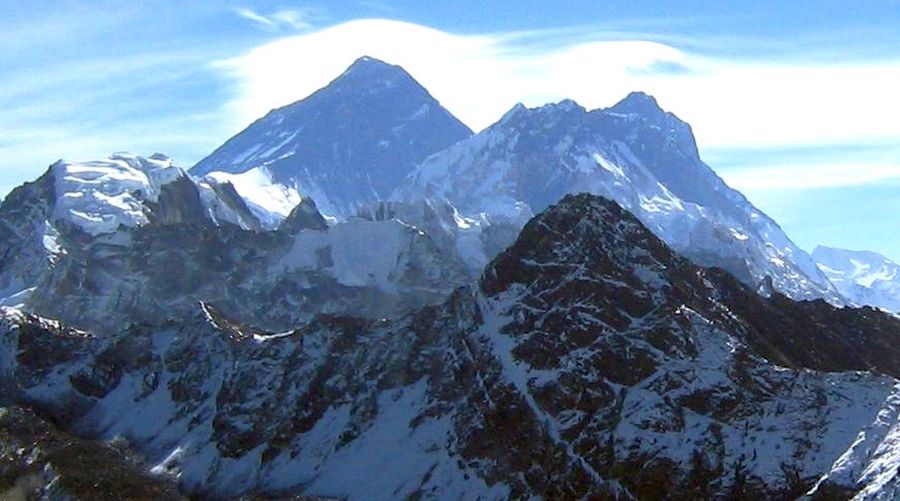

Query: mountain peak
<box><xmin>346</xmin><ymin>55</ymin><xmax>393</xmax><ymax>72</ymax></box>
<box><xmin>191</xmin><ymin>55</ymin><xmax>472</xmax><ymax>219</ymax></box>
<box><xmin>481</xmin><ymin>193</ymin><xmax>675</xmax><ymax>296</ymax></box>
<box><xmin>330</xmin><ymin>55</ymin><xmax>416</xmax><ymax>92</ymax></box>
<box><xmin>608</xmin><ymin>91</ymin><xmax>665</xmax><ymax>116</ymax></box>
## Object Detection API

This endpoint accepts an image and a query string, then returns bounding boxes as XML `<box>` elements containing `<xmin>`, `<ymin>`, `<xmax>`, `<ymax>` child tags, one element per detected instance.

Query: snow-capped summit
<box><xmin>396</xmin><ymin>94</ymin><xmax>842</xmax><ymax>303</ymax></box>
<box><xmin>813</xmin><ymin>245</ymin><xmax>900</xmax><ymax>312</ymax></box>
<box><xmin>191</xmin><ymin>56</ymin><xmax>473</xmax><ymax>219</ymax></box>
<box><xmin>50</xmin><ymin>152</ymin><xmax>187</xmax><ymax>235</ymax></box>
<box><xmin>43</xmin><ymin>152</ymin><xmax>268</xmax><ymax>235</ymax></box>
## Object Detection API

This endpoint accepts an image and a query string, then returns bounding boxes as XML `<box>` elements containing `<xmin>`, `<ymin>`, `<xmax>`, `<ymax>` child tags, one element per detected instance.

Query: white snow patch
<box><xmin>203</xmin><ymin>167</ymin><xmax>301</xmax><ymax>227</ymax></box>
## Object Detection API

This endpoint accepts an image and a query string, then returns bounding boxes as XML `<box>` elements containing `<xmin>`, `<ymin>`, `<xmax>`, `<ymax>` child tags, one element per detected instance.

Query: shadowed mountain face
<box><xmin>4</xmin><ymin>194</ymin><xmax>900</xmax><ymax>499</ymax></box>
<box><xmin>191</xmin><ymin>56</ymin><xmax>473</xmax><ymax>218</ymax></box>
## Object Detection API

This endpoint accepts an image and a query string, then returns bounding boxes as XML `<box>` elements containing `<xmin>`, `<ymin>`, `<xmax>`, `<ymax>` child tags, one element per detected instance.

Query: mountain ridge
<box><xmin>395</xmin><ymin>93</ymin><xmax>840</xmax><ymax>304</ymax></box>
<box><xmin>3</xmin><ymin>193</ymin><xmax>900</xmax><ymax>498</ymax></box>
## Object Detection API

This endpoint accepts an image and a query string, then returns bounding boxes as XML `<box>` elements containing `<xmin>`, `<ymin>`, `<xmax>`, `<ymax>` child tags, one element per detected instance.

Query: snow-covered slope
<box><xmin>47</xmin><ymin>152</ymin><xmax>264</xmax><ymax>234</ymax></box>
<box><xmin>813</xmin><ymin>245</ymin><xmax>900</xmax><ymax>312</ymax></box>
<box><xmin>395</xmin><ymin>93</ymin><xmax>842</xmax><ymax>303</ymax></box>
<box><xmin>191</xmin><ymin>56</ymin><xmax>473</xmax><ymax>219</ymax></box>
<box><xmin>199</xmin><ymin>167</ymin><xmax>301</xmax><ymax>229</ymax></box>
<box><xmin>5</xmin><ymin>194</ymin><xmax>900</xmax><ymax>498</ymax></box>
<box><xmin>51</xmin><ymin>153</ymin><xmax>185</xmax><ymax>235</ymax></box>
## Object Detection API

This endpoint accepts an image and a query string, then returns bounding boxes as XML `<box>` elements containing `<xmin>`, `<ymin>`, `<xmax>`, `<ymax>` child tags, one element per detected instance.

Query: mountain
<box><xmin>191</xmin><ymin>56</ymin><xmax>473</xmax><ymax>219</ymax></box>
<box><xmin>0</xmin><ymin>153</ymin><xmax>470</xmax><ymax>333</ymax></box>
<box><xmin>813</xmin><ymin>245</ymin><xmax>900</xmax><ymax>312</ymax></box>
<box><xmin>5</xmin><ymin>194</ymin><xmax>900</xmax><ymax>499</ymax></box>
<box><xmin>0</xmin><ymin>153</ymin><xmax>259</xmax><ymax>308</ymax></box>
<box><xmin>395</xmin><ymin>93</ymin><xmax>842</xmax><ymax>304</ymax></box>
<box><xmin>190</xmin><ymin>59</ymin><xmax>837</xmax><ymax>305</ymax></box>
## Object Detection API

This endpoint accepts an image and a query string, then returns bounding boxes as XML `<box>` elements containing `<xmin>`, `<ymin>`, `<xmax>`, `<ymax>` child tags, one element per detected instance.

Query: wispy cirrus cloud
<box><xmin>232</xmin><ymin>7</ymin><xmax>325</xmax><ymax>31</ymax></box>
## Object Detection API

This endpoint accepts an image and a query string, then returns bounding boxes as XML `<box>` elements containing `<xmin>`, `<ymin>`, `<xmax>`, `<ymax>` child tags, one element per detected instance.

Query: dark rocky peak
<box><xmin>482</xmin><ymin>193</ymin><xmax>684</xmax><ymax>297</ymax></box>
<box><xmin>144</xmin><ymin>175</ymin><xmax>212</xmax><ymax>228</ymax></box>
<box><xmin>0</xmin><ymin>168</ymin><xmax>55</xmax><ymax>231</ymax></box>
<box><xmin>278</xmin><ymin>197</ymin><xmax>328</xmax><ymax>233</ymax></box>
<box><xmin>479</xmin><ymin>193</ymin><xmax>900</xmax><ymax>377</ymax></box>
<box><xmin>202</xmin><ymin>180</ymin><xmax>263</xmax><ymax>231</ymax></box>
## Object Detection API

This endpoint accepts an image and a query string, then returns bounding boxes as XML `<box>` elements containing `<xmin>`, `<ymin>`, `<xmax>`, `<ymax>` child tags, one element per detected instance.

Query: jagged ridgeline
<box><xmin>1</xmin><ymin>57</ymin><xmax>899</xmax><ymax>499</ymax></box>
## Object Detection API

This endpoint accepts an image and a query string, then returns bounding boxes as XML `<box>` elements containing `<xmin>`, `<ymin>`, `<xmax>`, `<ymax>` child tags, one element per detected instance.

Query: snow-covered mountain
<box><xmin>186</xmin><ymin>58</ymin><xmax>840</xmax><ymax>305</ymax></box>
<box><xmin>0</xmin><ymin>153</ymin><xmax>470</xmax><ymax>333</ymax></box>
<box><xmin>395</xmin><ymin>93</ymin><xmax>842</xmax><ymax>304</ymax></box>
<box><xmin>191</xmin><ymin>56</ymin><xmax>473</xmax><ymax>219</ymax></box>
<box><xmin>4</xmin><ymin>194</ymin><xmax>900</xmax><ymax>499</ymax></box>
<box><xmin>8</xmin><ymin>55</ymin><xmax>900</xmax><ymax>498</ymax></box>
<box><xmin>0</xmin><ymin>153</ymin><xmax>259</xmax><ymax>308</ymax></box>
<box><xmin>813</xmin><ymin>245</ymin><xmax>900</xmax><ymax>312</ymax></box>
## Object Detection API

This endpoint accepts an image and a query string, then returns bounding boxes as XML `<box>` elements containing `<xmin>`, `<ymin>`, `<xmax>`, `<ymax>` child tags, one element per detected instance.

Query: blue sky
<box><xmin>3</xmin><ymin>1</ymin><xmax>900</xmax><ymax>259</ymax></box>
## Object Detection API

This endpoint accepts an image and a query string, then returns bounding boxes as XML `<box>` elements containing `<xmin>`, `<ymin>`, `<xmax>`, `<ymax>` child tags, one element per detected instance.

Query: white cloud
<box><xmin>232</xmin><ymin>7</ymin><xmax>319</xmax><ymax>31</ymax></box>
<box><xmin>215</xmin><ymin>18</ymin><xmax>900</xmax><ymax>154</ymax></box>
<box><xmin>233</xmin><ymin>7</ymin><xmax>278</xmax><ymax>28</ymax></box>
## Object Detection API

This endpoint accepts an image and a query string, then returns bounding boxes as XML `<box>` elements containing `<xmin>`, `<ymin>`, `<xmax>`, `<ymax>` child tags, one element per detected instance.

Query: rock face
<box><xmin>395</xmin><ymin>93</ymin><xmax>841</xmax><ymax>304</ymax></box>
<box><xmin>814</xmin><ymin>245</ymin><xmax>900</xmax><ymax>312</ymax></box>
<box><xmin>191</xmin><ymin>56</ymin><xmax>473</xmax><ymax>219</ymax></box>
<box><xmin>4</xmin><ymin>194</ymin><xmax>900</xmax><ymax>499</ymax></box>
